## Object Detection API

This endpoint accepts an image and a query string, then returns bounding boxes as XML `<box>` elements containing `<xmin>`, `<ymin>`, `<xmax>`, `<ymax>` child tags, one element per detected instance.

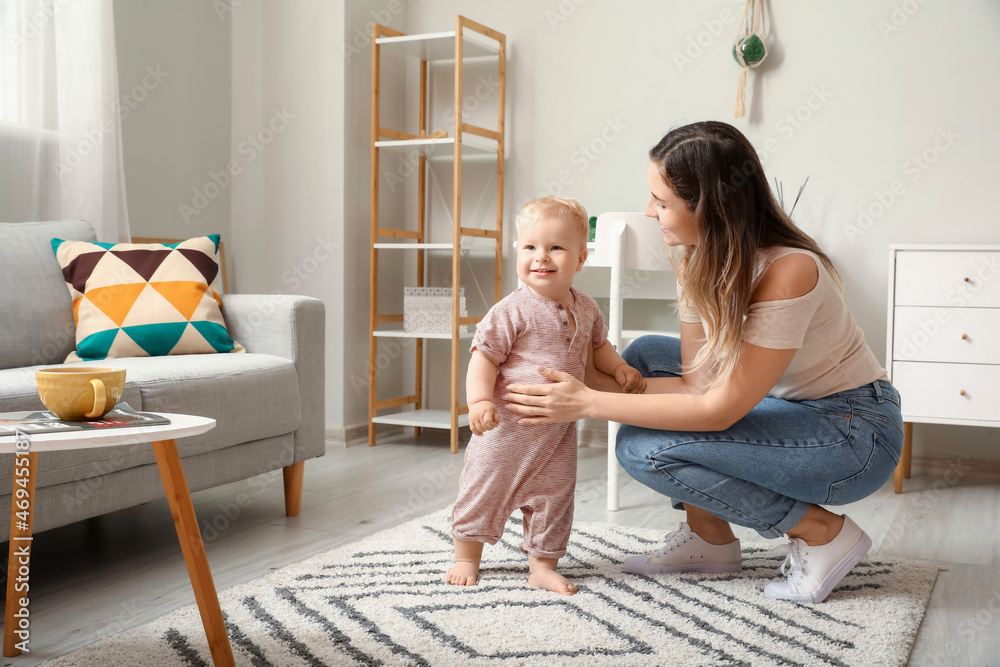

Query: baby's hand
<box><xmin>469</xmin><ymin>400</ymin><xmax>500</xmax><ymax>436</ymax></box>
<box><xmin>614</xmin><ymin>364</ymin><xmax>646</xmax><ymax>394</ymax></box>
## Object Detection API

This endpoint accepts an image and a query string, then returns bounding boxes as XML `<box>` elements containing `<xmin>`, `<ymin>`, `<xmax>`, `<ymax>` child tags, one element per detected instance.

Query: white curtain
<box><xmin>0</xmin><ymin>0</ymin><xmax>130</xmax><ymax>242</ymax></box>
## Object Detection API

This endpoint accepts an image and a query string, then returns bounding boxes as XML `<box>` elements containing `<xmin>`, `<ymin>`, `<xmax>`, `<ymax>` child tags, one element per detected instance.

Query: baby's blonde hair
<box><xmin>515</xmin><ymin>196</ymin><xmax>589</xmax><ymax>245</ymax></box>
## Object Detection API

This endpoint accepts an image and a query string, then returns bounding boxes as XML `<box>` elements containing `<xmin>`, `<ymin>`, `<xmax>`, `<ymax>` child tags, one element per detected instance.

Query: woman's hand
<box><xmin>504</xmin><ymin>366</ymin><xmax>593</xmax><ymax>425</ymax></box>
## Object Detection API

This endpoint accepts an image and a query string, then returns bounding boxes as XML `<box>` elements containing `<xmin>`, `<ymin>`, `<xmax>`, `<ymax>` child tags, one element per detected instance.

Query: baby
<box><xmin>445</xmin><ymin>196</ymin><xmax>646</xmax><ymax>595</ymax></box>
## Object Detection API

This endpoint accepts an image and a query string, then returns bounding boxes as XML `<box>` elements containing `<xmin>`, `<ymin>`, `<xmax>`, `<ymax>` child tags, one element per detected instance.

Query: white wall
<box><xmin>113</xmin><ymin>0</ymin><xmax>232</xmax><ymax>269</ymax></box>
<box><xmin>115</xmin><ymin>1</ymin><xmax>1000</xmax><ymax>460</ymax></box>
<box><xmin>363</xmin><ymin>0</ymin><xmax>1000</xmax><ymax>460</ymax></box>
<box><xmin>341</xmin><ymin>1</ymin><xmax>410</xmax><ymax>437</ymax></box>
<box><xmin>230</xmin><ymin>0</ymin><xmax>346</xmax><ymax>426</ymax></box>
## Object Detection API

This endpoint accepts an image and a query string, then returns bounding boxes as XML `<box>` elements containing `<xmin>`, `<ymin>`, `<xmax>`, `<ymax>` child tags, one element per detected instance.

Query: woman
<box><xmin>503</xmin><ymin>121</ymin><xmax>903</xmax><ymax>604</ymax></box>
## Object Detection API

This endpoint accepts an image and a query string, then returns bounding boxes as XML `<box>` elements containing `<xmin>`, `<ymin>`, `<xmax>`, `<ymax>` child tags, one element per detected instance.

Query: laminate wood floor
<box><xmin>2</xmin><ymin>433</ymin><xmax>998</xmax><ymax>666</ymax></box>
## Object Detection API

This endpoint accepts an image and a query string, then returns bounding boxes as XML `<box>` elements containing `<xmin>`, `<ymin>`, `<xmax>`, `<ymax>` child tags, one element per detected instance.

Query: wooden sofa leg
<box><xmin>902</xmin><ymin>422</ymin><xmax>913</xmax><ymax>479</ymax></box>
<box><xmin>894</xmin><ymin>422</ymin><xmax>914</xmax><ymax>494</ymax></box>
<box><xmin>283</xmin><ymin>461</ymin><xmax>305</xmax><ymax>517</ymax></box>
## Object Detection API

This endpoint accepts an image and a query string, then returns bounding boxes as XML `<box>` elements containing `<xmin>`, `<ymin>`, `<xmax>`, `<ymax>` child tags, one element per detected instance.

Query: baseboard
<box><xmin>326</xmin><ymin>423</ymin><xmax>403</xmax><ymax>448</ymax></box>
<box><xmin>911</xmin><ymin>456</ymin><xmax>1000</xmax><ymax>479</ymax></box>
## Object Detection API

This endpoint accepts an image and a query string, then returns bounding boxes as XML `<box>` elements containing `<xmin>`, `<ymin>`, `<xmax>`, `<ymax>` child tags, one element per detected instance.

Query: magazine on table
<box><xmin>0</xmin><ymin>403</ymin><xmax>171</xmax><ymax>436</ymax></box>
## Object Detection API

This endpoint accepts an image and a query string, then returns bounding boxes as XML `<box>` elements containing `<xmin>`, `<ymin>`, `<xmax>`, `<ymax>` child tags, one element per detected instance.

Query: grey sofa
<box><xmin>0</xmin><ymin>220</ymin><xmax>325</xmax><ymax>535</ymax></box>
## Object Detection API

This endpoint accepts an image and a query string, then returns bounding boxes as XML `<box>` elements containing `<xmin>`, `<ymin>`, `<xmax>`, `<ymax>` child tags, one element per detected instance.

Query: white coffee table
<box><xmin>0</xmin><ymin>413</ymin><xmax>235</xmax><ymax>666</ymax></box>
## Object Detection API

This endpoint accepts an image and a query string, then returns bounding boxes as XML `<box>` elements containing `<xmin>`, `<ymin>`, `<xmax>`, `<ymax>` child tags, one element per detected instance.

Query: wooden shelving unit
<box><xmin>368</xmin><ymin>16</ymin><xmax>506</xmax><ymax>454</ymax></box>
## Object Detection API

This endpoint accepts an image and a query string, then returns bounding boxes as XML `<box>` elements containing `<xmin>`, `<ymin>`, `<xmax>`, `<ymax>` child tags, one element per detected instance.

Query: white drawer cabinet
<box><xmin>887</xmin><ymin>245</ymin><xmax>1000</xmax><ymax>492</ymax></box>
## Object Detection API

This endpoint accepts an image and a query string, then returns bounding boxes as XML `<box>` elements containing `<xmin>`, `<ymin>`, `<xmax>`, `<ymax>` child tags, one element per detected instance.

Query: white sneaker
<box><xmin>764</xmin><ymin>516</ymin><xmax>872</xmax><ymax>604</ymax></box>
<box><xmin>624</xmin><ymin>523</ymin><xmax>742</xmax><ymax>574</ymax></box>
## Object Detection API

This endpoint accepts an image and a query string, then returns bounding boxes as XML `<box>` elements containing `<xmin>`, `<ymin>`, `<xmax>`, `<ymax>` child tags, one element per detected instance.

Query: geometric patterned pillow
<box><xmin>51</xmin><ymin>234</ymin><xmax>245</xmax><ymax>362</ymax></box>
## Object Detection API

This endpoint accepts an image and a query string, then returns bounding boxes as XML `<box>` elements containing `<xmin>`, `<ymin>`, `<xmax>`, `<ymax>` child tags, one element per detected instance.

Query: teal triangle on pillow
<box><xmin>122</xmin><ymin>322</ymin><xmax>189</xmax><ymax>357</ymax></box>
<box><xmin>76</xmin><ymin>328</ymin><xmax>119</xmax><ymax>361</ymax></box>
<box><xmin>190</xmin><ymin>320</ymin><xmax>237</xmax><ymax>352</ymax></box>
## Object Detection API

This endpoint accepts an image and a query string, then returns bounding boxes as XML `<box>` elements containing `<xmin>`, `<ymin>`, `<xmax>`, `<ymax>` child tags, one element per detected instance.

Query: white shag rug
<box><xmin>43</xmin><ymin>509</ymin><xmax>939</xmax><ymax>666</ymax></box>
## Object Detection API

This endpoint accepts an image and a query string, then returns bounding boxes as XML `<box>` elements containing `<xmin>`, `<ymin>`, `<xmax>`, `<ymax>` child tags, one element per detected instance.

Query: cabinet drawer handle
<box><xmin>959</xmin><ymin>389</ymin><xmax>967</xmax><ymax>396</ymax></box>
<box><xmin>961</xmin><ymin>333</ymin><xmax>968</xmax><ymax>340</ymax></box>
<box><xmin>964</xmin><ymin>277</ymin><xmax>970</xmax><ymax>282</ymax></box>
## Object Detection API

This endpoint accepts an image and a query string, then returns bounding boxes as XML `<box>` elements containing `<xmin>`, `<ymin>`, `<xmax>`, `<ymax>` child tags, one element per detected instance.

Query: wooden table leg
<box><xmin>3</xmin><ymin>451</ymin><xmax>38</xmax><ymax>657</ymax></box>
<box><xmin>152</xmin><ymin>439</ymin><xmax>234</xmax><ymax>667</ymax></box>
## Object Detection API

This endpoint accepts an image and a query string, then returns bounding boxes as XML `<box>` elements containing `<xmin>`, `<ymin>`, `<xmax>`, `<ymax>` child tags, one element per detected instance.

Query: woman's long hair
<box><xmin>649</xmin><ymin>120</ymin><xmax>841</xmax><ymax>387</ymax></box>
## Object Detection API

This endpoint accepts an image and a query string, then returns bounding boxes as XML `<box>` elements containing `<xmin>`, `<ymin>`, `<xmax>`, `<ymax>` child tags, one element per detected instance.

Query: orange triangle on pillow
<box><xmin>149</xmin><ymin>281</ymin><xmax>209</xmax><ymax>321</ymax></box>
<box><xmin>85</xmin><ymin>283</ymin><xmax>146</xmax><ymax>327</ymax></box>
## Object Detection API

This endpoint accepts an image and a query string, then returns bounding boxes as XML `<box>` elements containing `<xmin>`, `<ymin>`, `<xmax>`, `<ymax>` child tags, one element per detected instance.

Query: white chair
<box><xmin>587</xmin><ymin>212</ymin><xmax>678</xmax><ymax>511</ymax></box>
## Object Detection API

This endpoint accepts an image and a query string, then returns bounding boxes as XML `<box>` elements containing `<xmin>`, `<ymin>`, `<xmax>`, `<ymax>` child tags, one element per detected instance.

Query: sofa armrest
<box><xmin>221</xmin><ymin>294</ymin><xmax>326</xmax><ymax>461</ymax></box>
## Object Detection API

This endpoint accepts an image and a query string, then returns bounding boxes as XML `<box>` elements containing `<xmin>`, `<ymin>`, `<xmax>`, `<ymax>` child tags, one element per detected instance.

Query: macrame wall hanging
<box><xmin>732</xmin><ymin>0</ymin><xmax>769</xmax><ymax>118</ymax></box>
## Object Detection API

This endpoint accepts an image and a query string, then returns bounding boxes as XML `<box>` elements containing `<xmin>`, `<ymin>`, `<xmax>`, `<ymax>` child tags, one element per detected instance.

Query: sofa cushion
<box><xmin>85</xmin><ymin>353</ymin><xmax>301</xmax><ymax>458</ymax></box>
<box><xmin>0</xmin><ymin>353</ymin><xmax>300</xmax><ymax>489</ymax></box>
<box><xmin>0</xmin><ymin>221</ymin><xmax>96</xmax><ymax>370</ymax></box>
<box><xmin>51</xmin><ymin>235</ymin><xmax>245</xmax><ymax>362</ymax></box>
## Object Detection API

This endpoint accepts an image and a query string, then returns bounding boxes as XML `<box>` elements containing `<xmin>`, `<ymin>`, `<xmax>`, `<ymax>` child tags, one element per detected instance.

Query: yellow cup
<box><xmin>35</xmin><ymin>367</ymin><xmax>126</xmax><ymax>421</ymax></box>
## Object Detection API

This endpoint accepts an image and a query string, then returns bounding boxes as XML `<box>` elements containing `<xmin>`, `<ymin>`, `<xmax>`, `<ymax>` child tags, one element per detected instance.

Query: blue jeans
<box><xmin>615</xmin><ymin>336</ymin><xmax>904</xmax><ymax>539</ymax></box>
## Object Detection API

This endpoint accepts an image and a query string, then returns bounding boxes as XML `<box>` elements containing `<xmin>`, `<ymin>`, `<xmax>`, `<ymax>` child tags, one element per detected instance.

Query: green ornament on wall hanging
<box><xmin>733</xmin><ymin>0</ymin><xmax>769</xmax><ymax>118</ymax></box>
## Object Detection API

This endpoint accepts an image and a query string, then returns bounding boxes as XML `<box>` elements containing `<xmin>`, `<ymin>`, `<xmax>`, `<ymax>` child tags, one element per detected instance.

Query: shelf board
<box><xmin>373</xmin><ymin>330</ymin><xmax>474</xmax><ymax>340</ymax></box>
<box><xmin>373</xmin><ymin>243</ymin><xmax>454</xmax><ymax>250</ymax></box>
<box><xmin>372</xmin><ymin>408</ymin><xmax>470</xmax><ymax>429</ymax></box>
<box><xmin>374</xmin><ymin>133</ymin><xmax>497</xmax><ymax>156</ymax></box>
<box><xmin>375</xmin><ymin>30</ymin><xmax>499</xmax><ymax>60</ymax></box>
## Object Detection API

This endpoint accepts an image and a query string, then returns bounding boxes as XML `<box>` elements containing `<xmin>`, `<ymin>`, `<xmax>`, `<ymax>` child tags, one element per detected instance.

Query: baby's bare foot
<box><xmin>445</xmin><ymin>561</ymin><xmax>480</xmax><ymax>586</ymax></box>
<box><xmin>527</xmin><ymin>568</ymin><xmax>578</xmax><ymax>595</ymax></box>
